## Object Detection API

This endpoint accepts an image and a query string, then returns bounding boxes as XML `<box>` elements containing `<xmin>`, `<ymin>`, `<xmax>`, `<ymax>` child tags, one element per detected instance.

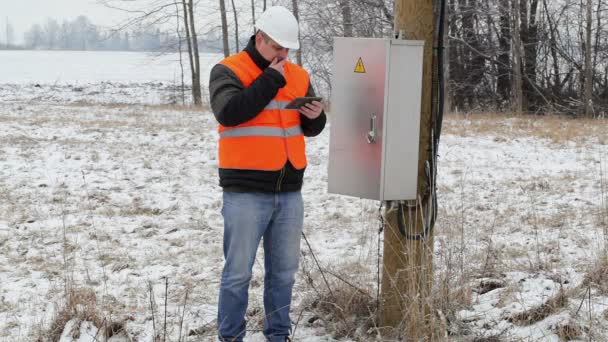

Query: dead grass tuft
<box><xmin>38</xmin><ymin>286</ymin><xmax>129</xmax><ymax>341</ymax></box>
<box><xmin>307</xmin><ymin>284</ymin><xmax>377</xmax><ymax>339</ymax></box>
<box><xmin>582</xmin><ymin>255</ymin><xmax>608</xmax><ymax>295</ymax></box>
<box><xmin>507</xmin><ymin>288</ymin><xmax>568</xmax><ymax>325</ymax></box>
<box><xmin>553</xmin><ymin>318</ymin><xmax>583</xmax><ymax>341</ymax></box>
<box><xmin>44</xmin><ymin>287</ymin><xmax>103</xmax><ymax>341</ymax></box>
<box><xmin>299</xmin><ymin>263</ymin><xmax>378</xmax><ymax>340</ymax></box>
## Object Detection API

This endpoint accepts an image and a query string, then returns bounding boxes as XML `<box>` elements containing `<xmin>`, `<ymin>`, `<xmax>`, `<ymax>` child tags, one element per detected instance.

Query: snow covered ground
<box><xmin>1</xmin><ymin>51</ymin><xmax>608</xmax><ymax>341</ymax></box>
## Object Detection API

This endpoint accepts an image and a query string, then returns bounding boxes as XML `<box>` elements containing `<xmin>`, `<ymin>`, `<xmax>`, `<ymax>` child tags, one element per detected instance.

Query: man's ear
<box><xmin>255</xmin><ymin>31</ymin><xmax>262</xmax><ymax>45</ymax></box>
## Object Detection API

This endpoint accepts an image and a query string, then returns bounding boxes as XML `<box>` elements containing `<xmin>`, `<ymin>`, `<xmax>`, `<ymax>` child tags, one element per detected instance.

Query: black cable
<box><xmin>430</xmin><ymin>0</ymin><xmax>446</xmax><ymax>229</ymax></box>
<box><xmin>396</xmin><ymin>200</ymin><xmax>433</xmax><ymax>241</ymax></box>
<box><xmin>376</xmin><ymin>201</ymin><xmax>383</xmax><ymax>312</ymax></box>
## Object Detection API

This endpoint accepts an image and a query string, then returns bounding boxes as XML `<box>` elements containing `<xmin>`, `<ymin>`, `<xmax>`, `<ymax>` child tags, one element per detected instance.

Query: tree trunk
<box><xmin>219</xmin><ymin>0</ymin><xmax>230</xmax><ymax>57</ymax></box>
<box><xmin>448</xmin><ymin>0</ymin><xmax>464</xmax><ymax>112</ymax></box>
<box><xmin>5</xmin><ymin>17</ymin><xmax>9</xmax><ymax>48</ymax></box>
<box><xmin>340</xmin><ymin>0</ymin><xmax>353</xmax><ymax>37</ymax></box>
<box><xmin>175</xmin><ymin>0</ymin><xmax>186</xmax><ymax>105</ymax></box>
<box><xmin>291</xmin><ymin>0</ymin><xmax>303</xmax><ymax>65</ymax></box>
<box><xmin>584</xmin><ymin>0</ymin><xmax>593</xmax><ymax>116</ymax></box>
<box><xmin>542</xmin><ymin>0</ymin><xmax>561</xmax><ymax>100</ymax></box>
<box><xmin>181</xmin><ymin>0</ymin><xmax>197</xmax><ymax>106</ymax></box>
<box><xmin>444</xmin><ymin>1</ymin><xmax>452</xmax><ymax>112</ymax></box>
<box><xmin>519</xmin><ymin>0</ymin><xmax>539</xmax><ymax>112</ymax></box>
<box><xmin>512</xmin><ymin>0</ymin><xmax>524</xmax><ymax>114</ymax></box>
<box><xmin>187</xmin><ymin>0</ymin><xmax>202</xmax><ymax>106</ymax></box>
<box><xmin>497</xmin><ymin>1</ymin><xmax>512</xmax><ymax>104</ymax></box>
<box><xmin>251</xmin><ymin>0</ymin><xmax>256</xmax><ymax>35</ymax></box>
<box><xmin>457</xmin><ymin>0</ymin><xmax>484</xmax><ymax>109</ymax></box>
<box><xmin>230</xmin><ymin>0</ymin><xmax>239</xmax><ymax>52</ymax></box>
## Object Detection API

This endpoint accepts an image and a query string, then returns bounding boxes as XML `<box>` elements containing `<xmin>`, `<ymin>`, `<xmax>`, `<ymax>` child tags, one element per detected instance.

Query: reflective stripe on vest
<box><xmin>265</xmin><ymin>99</ymin><xmax>290</xmax><ymax>110</ymax></box>
<box><xmin>220</xmin><ymin>125</ymin><xmax>303</xmax><ymax>138</ymax></box>
<box><xmin>217</xmin><ymin>51</ymin><xmax>309</xmax><ymax>171</ymax></box>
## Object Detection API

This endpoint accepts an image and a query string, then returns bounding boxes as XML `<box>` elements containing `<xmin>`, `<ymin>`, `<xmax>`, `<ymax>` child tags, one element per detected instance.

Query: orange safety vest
<box><xmin>218</xmin><ymin>51</ymin><xmax>309</xmax><ymax>171</ymax></box>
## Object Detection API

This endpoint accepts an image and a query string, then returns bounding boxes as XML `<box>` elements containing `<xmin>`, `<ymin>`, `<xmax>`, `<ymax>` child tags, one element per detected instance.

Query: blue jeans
<box><xmin>218</xmin><ymin>191</ymin><xmax>304</xmax><ymax>342</ymax></box>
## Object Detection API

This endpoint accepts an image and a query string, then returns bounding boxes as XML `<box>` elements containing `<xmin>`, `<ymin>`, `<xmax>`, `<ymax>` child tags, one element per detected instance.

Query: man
<box><xmin>208</xmin><ymin>6</ymin><xmax>326</xmax><ymax>342</ymax></box>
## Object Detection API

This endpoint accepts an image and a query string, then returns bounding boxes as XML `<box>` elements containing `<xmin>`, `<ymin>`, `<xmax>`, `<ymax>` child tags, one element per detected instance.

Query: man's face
<box><xmin>255</xmin><ymin>31</ymin><xmax>289</xmax><ymax>62</ymax></box>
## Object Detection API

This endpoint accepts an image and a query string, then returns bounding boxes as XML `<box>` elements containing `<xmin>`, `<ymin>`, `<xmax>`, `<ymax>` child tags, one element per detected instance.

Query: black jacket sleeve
<box><xmin>299</xmin><ymin>83</ymin><xmax>327</xmax><ymax>137</ymax></box>
<box><xmin>209</xmin><ymin>64</ymin><xmax>286</xmax><ymax>127</ymax></box>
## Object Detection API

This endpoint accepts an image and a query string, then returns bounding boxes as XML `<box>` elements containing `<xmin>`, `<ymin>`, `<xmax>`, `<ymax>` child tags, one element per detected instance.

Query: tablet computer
<box><xmin>285</xmin><ymin>96</ymin><xmax>323</xmax><ymax>109</ymax></box>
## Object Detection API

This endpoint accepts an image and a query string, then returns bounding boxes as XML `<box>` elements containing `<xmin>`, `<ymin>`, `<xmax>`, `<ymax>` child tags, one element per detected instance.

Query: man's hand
<box><xmin>269</xmin><ymin>57</ymin><xmax>286</xmax><ymax>76</ymax></box>
<box><xmin>299</xmin><ymin>101</ymin><xmax>323</xmax><ymax>120</ymax></box>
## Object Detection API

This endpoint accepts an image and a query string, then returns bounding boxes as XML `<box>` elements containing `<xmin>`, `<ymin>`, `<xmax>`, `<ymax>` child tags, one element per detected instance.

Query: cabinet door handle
<box><xmin>367</xmin><ymin>114</ymin><xmax>377</xmax><ymax>144</ymax></box>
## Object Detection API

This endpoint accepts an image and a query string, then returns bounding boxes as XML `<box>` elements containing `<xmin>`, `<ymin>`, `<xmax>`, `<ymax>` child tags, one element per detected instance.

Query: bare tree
<box><xmin>174</xmin><ymin>0</ymin><xmax>186</xmax><ymax>105</ymax></box>
<box><xmin>340</xmin><ymin>0</ymin><xmax>353</xmax><ymax>38</ymax></box>
<box><xmin>44</xmin><ymin>19</ymin><xmax>61</xmax><ymax>50</ymax></box>
<box><xmin>5</xmin><ymin>17</ymin><xmax>14</xmax><ymax>48</ymax></box>
<box><xmin>24</xmin><ymin>24</ymin><xmax>44</xmax><ymax>49</ymax></box>
<box><xmin>251</xmin><ymin>0</ymin><xmax>256</xmax><ymax>35</ymax></box>
<box><xmin>497</xmin><ymin>1</ymin><xmax>512</xmax><ymax>104</ymax></box>
<box><xmin>292</xmin><ymin>0</ymin><xmax>303</xmax><ymax>65</ymax></box>
<box><xmin>584</xmin><ymin>0</ymin><xmax>593</xmax><ymax>116</ymax></box>
<box><xmin>230</xmin><ymin>0</ymin><xmax>240</xmax><ymax>52</ymax></box>
<box><xmin>183</xmin><ymin>0</ymin><xmax>202</xmax><ymax>106</ymax></box>
<box><xmin>519</xmin><ymin>0</ymin><xmax>540</xmax><ymax>111</ymax></box>
<box><xmin>512</xmin><ymin>0</ymin><xmax>524</xmax><ymax>114</ymax></box>
<box><xmin>219</xmin><ymin>0</ymin><xmax>230</xmax><ymax>57</ymax></box>
<box><xmin>99</xmin><ymin>0</ymin><xmax>202</xmax><ymax>105</ymax></box>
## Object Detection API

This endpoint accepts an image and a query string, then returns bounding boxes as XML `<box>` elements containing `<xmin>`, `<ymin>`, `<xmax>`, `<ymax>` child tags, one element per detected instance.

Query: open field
<box><xmin>0</xmin><ymin>101</ymin><xmax>607</xmax><ymax>341</ymax></box>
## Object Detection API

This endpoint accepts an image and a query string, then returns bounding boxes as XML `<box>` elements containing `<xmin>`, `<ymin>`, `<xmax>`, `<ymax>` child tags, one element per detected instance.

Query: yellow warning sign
<box><xmin>354</xmin><ymin>57</ymin><xmax>366</xmax><ymax>73</ymax></box>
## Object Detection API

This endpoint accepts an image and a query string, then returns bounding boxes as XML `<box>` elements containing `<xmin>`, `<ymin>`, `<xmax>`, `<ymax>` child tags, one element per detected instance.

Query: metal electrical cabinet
<box><xmin>327</xmin><ymin>38</ymin><xmax>424</xmax><ymax>201</ymax></box>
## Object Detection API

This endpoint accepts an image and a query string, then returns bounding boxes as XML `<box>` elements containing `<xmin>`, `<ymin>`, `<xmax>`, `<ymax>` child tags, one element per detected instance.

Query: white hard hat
<box><xmin>256</xmin><ymin>6</ymin><xmax>300</xmax><ymax>50</ymax></box>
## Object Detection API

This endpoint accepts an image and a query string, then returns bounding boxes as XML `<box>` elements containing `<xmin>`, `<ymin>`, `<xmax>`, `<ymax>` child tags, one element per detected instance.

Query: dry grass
<box><xmin>553</xmin><ymin>318</ymin><xmax>583</xmax><ymax>341</ymax></box>
<box><xmin>582</xmin><ymin>255</ymin><xmax>608</xmax><ymax>295</ymax></box>
<box><xmin>41</xmin><ymin>287</ymin><xmax>104</xmax><ymax>341</ymax></box>
<box><xmin>443</xmin><ymin>112</ymin><xmax>608</xmax><ymax>144</ymax></box>
<box><xmin>299</xmin><ymin>255</ymin><xmax>461</xmax><ymax>341</ymax></box>
<box><xmin>298</xmin><ymin>261</ymin><xmax>378</xmax><ymax>340</ymax></box>
<box><xmin>9</xmin><ymin>102</ymin><xmax>210</xmax><ymax>135</ymax></box>
<box><xmin>306</xmin><ymin>285</ymin><xmax>377</xmax><ymax>339</ymax></box>
<box><xmin>37</xmin><ymin>286</ymin><xmax>133</xmax><ymax>341</ymax></box>
<box><xmin>64</xmin><ymin>100</ymin><xmax>210</xmax><ymax>112</ymax></box>
<box><xmin>507</xmin><ymin>288</ymin><xmax>568</xmax><ymax>325</ymax></box>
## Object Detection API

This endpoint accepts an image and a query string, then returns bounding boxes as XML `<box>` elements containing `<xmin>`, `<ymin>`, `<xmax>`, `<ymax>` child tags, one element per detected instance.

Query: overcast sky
<box><xmin>1</xmin><ymin>0</ymin><xmax>128</xmax><ymax>44</ymax></box>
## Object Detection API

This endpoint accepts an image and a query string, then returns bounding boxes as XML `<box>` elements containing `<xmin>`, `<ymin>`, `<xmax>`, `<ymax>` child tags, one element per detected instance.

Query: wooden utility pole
<box><xmin>380</xmin><ymin>0</ymin><xmax>437</xmax><ymax>339</ymax></box>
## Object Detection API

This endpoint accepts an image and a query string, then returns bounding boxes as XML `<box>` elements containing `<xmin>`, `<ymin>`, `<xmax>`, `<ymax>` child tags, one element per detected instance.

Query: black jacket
<box><xmin>209</xmin><ymin>36</ymin><xmax>327</xmax><ymax>192</ymax></box>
